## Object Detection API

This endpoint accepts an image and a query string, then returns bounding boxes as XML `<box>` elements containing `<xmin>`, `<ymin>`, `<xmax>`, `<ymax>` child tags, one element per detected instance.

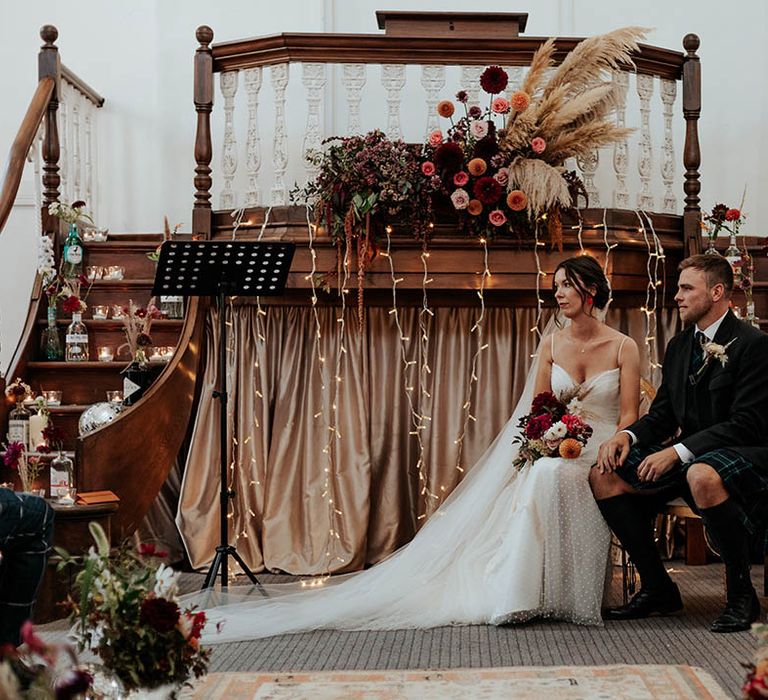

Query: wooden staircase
<box><xmin>1</xmin><ymin>233</ymin><xmax>206</xmax><ymax>538</ymax></box>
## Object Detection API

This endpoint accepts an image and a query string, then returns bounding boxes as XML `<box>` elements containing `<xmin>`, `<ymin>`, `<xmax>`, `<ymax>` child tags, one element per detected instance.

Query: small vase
<box><xmin>50</xmin><ymin>451</ymin><xmax>74</xmax><ymax>499</ymax></box>
<box><xmin>704</xmin><ymin>236</ymin><xmax>720</xmax><ymax>255</ymax></box>
<box><xmin>41</xmin><ymin>306</ymin><xmax>63</xmax><ymax>359</ymax></box>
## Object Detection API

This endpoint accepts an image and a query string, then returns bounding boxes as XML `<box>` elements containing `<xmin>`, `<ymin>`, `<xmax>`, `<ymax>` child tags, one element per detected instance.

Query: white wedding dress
<box><xmin>189</xmin><ymin>345</ymin><xmax>619</xmax><ymax>643</ymax></box>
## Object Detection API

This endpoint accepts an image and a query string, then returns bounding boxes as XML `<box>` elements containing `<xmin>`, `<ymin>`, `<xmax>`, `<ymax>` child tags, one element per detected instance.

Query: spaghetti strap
<box><xmin>551</xmin><ymin>333</ymin><xmax>556</xmax><ymax>364</ymax></box>
<box><xmin>617</xmin><ymin>336</ymin><xmax>629</xmax><ymax>364</ymax></box>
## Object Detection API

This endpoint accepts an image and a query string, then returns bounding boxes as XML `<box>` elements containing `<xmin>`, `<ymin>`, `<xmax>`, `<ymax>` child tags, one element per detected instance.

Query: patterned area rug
<box><xmin>187</xmin><ymin>665</ymin><xmax>729</xmax><ymax>699</ymax></box>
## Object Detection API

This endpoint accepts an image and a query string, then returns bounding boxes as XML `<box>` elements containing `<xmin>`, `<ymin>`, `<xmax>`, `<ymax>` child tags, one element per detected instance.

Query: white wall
<box><xmin>1</xmin><ymin>0</ymin><xmax>766</xmax><ymax>371</ymax></box>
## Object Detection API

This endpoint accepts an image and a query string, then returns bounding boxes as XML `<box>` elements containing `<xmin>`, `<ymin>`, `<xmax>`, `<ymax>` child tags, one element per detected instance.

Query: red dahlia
<box><xmin>479</xmin><ymin>65</ymin><xmax>509</xmax><ymax>95</ymax></box>
<box><xmin>140</xmin><ymin>597</ymin><xmax>180</xmax><ymax>633</ymax></box>
<box><xmin>472</xmin><ymin>176</ymin><xmax>503</xmax><ymax>205</ymax></box>
<box><xmin>433</xmin><ymin>142</ymin><xmax>465</xmax><ymax>174</ymax></box>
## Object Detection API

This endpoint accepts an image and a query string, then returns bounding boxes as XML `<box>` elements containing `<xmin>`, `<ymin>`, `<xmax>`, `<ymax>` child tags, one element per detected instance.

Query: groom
<box><xmin>593</xmin><ymin>253</ymin><xmax>768</xmax><ymax>633</ymax></box>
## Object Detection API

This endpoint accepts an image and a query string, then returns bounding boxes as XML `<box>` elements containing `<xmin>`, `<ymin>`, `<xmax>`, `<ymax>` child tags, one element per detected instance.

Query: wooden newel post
<box><xmin>682</xmin><ymin>33</ymin><xmax>702</xmax><ymax>257</ymax></box>
<box><xmin>193</xmin><ymin>26</ymin><xmax>214</xmax><ymax>240</ymax></box>
<box><xmin>39</xmin><ymin>24</ymin><xmax>61</xmax><ymax>241</ymax></box>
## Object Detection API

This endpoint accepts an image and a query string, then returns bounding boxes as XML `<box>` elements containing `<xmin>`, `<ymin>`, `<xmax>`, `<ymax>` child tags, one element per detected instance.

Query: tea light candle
<box><xmin>57</xmin><ymin>487</ymin><xmax>77</xmax><ymax>506</ymax></box>
<box><xmin>148</xmin><ymin>347</ymin><xmax>163</xmax><ymax>362</ymax></box>
<box><xmin>41</xmin><ymin>390</ymin><xmax>62</xmax><ymax>406</ymax></box>
<box><xmin>92</xmin><ymin>305</ymin><xmax>110</xmax><ymax>320</ymax></box>
<box><xmin>161</xmin><ymin>346</ymin><xmax>176</xmax><ymax>360</ymax></box>
<box><xmin>106</xmin><ymin>266</ymin><xmax>125</xmax><ymax>280</ymax></box>
<box><xmin>111</xmin><ymin>304</ymin><xmax>126</xmax><ymax>319</ymax></box>
<box><xmin>85</xmin><ymin>266</ymin><xmax>103</xmax><ymax>280</ymax></box>
<box><xmin>98</xmin><ymin>346</ymin><xmax>114</xmax><ymax>362</ymax></box>
<box><xmin>106</xmin><ymin>390</ymin><xmax>124</xmax><ymax>404</ymax></box>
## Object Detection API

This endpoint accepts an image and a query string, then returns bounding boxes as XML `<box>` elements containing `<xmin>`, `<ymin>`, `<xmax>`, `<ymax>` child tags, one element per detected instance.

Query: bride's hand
<box><xmin>597</xmin><ymin>432</ymin><xmax>631</xmax><ymax>473</ymax></box>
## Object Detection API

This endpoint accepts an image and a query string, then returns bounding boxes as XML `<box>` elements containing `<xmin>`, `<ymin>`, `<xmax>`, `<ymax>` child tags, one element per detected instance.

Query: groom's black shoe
<box><xmin>603</xmin><ymin>584</ymin><xmax>683</xmax><ymax>620</ymax></box>
<box><xmin>710</xmin><ymin>590</ymin><xmax>761</xmax><ymax>633</ymax></box>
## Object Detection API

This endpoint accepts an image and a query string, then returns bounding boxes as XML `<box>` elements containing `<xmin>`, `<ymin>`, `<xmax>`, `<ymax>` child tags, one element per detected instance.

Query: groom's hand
<box><xmin>597</xmin><ymin>432</ymin><xmax>631</xmax><ymax>473</ymax></box>
<box><xmin>636</xmin><ymin>447</ymin><xmax>680</xmax><ymax>482</ymax></box>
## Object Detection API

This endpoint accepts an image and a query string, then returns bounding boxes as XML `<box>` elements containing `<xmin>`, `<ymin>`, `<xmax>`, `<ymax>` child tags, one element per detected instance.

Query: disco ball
<box><xmin>78</xmin><ymin>402</ymin><xmax>124</xmax><ymax>436</ymax></box>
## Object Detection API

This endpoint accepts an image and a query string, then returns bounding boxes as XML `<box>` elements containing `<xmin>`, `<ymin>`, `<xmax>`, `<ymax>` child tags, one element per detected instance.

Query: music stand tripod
<box><xmin>153</xmin><ymin>239</ymin><xmax>296</xmax><ymax>591</ymax></box>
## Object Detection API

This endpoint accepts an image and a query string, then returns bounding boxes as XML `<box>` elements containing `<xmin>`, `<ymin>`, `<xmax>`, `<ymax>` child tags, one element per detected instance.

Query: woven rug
<box><xmin>186</xmin><ymin>665</ymin><xmax>729</xmax><ymax>699</ymax></box>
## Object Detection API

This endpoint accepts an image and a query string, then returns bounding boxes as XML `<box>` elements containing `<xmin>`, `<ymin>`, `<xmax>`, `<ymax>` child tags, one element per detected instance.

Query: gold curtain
<box><xmin>176</xmin><ymin>305</ymin><xmax>679</xmax><ymax>574</ymax></box>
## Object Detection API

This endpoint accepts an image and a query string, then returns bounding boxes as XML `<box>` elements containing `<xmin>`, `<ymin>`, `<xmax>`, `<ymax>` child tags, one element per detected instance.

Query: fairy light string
<box><xmin>453</xmin><ymin>237</ymin><xmax>491</xmax><ymax>475</ymax></box>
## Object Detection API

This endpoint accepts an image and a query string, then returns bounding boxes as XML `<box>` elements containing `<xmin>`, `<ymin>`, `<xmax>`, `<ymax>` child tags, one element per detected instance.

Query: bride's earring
<box><xmin>587</xmin><ymin>295</ymin><xmax>594</xmax><ymax>306</ymax></box>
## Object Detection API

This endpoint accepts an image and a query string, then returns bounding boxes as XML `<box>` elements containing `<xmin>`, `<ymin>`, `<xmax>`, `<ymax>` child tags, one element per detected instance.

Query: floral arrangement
<box><xmin>1</xmin><ymin>441</ymin><xmax>44</xmax><ymax>492</ymax></box>
<box><xmin>703</xmin><ymin>203</ymin><xmax>745</xmax><ymax>241</ymax></box>
<box><xmin>743</xmin><ymin>623</ymin><xmax>768</xmax><ymax>698</ymax></box>
<box><xmin>423</xmin><ymin>27</ymin><xmax>645</xmax><ymax>244</ymax></box>
<box><xmin>118</xmin><ymin>298</ymin><xmax>163</xmax><ymax>365</ymax></box>
<box><xmin>0</xmin><ymin>621</ymin><xmax>92</xmax><ymax>699</ymax></box>
<box><xmin>59</xmin><ymin>522</ymin><xmax>210</xmax><ymax>694</ymax></box>
<box><xmin>513</xmin><ymin>391</ymin><xmax>593</xmax><ymax>470</ymax></box>
<box><xmin>148</xmin><ymin>216</ymin><xmax>183</xmax><ymax>263</ymax></box>
<box><xmin>59</xmin><ymin>274</ymin><xmax>90</xmax><ymax>314</ymax></box>
<box><xmin>48</xmin><ymin>199</ymin><xmax>93</xmax><ymax>226</ymax></box>
<box><xmin>4</xmin><ymin>377</ymin><xmax>32</xmax><ymax>406</ymax></box>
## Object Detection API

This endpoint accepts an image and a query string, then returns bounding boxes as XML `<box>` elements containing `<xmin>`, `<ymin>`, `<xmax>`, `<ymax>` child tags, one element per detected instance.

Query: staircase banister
<box><xmin>0</xmin><ymin>76</ymin><xmax>55</xmax><ymax>235</ymax></box>
<box><xmin>210</xmin><ymin>33</ymin><xmax>684</xmax><ymax>79</ymax></box>
<box><xmin>61</xmin><ymin>64</ymin><xmax>105</xmax><ymax>108</ymax></box>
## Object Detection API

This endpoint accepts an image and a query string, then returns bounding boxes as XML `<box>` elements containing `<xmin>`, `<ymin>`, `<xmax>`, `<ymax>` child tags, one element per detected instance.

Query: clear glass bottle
<box><xmin>50</xmin><ymin>451</ymin><xmax>74</xmax><ymax>499</ymax></box>
<box><xmin>8</xmin><ymin>401</ymin><xmax>31</xmax><ymax>449</ymax></box>
<box><xmin>724</xmin><ymin>233</ymin><xmax>742</xmax><ymax>275</ymax></box>
<box><xmin>62</xmin><ymin>223</ymin><xmax>85</xmax><ymax>278</ymax></box>
<box><xmin>40</xmin><ymin>306</ymin><xmax>63</xmax><ymax>360</ymax></box>
<box><xmin>159</xmin><ymin>295</ymin><xmax>184</xmax><ymax>319</ymax></box>
<box><xmin>65</xmin><ymin>312</ymin><xmax>90</xmax><ymax>362</ymax></box>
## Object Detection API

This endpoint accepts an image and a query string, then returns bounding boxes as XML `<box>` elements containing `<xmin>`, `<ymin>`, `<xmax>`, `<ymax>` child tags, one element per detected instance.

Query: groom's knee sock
<box><xmin>699</xmin><ymin>498</ymin><xmax>754</xmax><ymax>600</ymax></box>
<box><xmin>596</xmin><ymin>493</ymin><xmax>674</xmax><ymax>593</ymax></box>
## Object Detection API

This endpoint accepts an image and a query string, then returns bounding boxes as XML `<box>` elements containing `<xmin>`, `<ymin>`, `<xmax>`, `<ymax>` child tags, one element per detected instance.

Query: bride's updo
<box><xmin>553</xmin><ymin>255</ymin><xmax>611</xmax><ymax>310</ymax></box>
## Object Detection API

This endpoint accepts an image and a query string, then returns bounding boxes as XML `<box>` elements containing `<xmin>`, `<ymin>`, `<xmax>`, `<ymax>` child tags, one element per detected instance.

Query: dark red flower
<box><xmin>468</xmin><ymin>105</ymin><xmax>482</xmax><ymax>119</ymax></box>
<box><xmin>433</xmin><ymin>142</ymin><xmax>465</xmax><ymax>174</ymax></box>
<box><xmin>525</xmin><ymin>413</ymin><xmax>553</xmax><ymax>440</ymax></box>
<box><xmin>709</xmin><ymin>203</ymin><xmax>727</xmax><ymax>223</ymax></box>
<box><xmin>531</xmin><ymin>391</ymin><xmax>561</xmax><ymax>414</ymax></box>
<box><xmin>190</xmin><ymin>611</ymin><xmax>207</xmax><ymax>639</ymax></box>
<box><xmin>71</xmin><ymin>200</ymin><xmax>86</xmax><ymax>210</ymax></box>
<box><xmin>77</xmin><ymin>274</ymin><xmax>89</xmax><ymax>286</ymax></box>
<box><xmin>725</xmin><ymin>208</ymin><xmax>741</xmax><ymax>221</ymax></box>
<box><xmin>136</xmin><ymin>332</ymin><xmax>153</xmax><ymax>347</ymax></box>
<box><xmin>472</xmin><ymin>176</ymin><xmax>503</xmax><ymax>205</ymax></box>
<box><xmin>140</xmin><ymin>597</ymin><xmax>180</xmax><ymax>633</ymax></box>
<box><xmin>42</xmin><ymin>423</ymin><xmax>65</xmax><ymax>450</ymax></box>
<box><xmin>3</xmin><ymin>441</ymin><xmax>24</xmax><ymax>470</ymax></box>
<box><xmin>473</xmin><ymin>135</ymin><xmax>499</xmax><ymax>162</ymax></box>
<box><xmin>62</xmin><ymin>295</ymin><xmax>81</xmax><ymax>314</ymax></box>
<box><xmin>479</xmin><ymin>65</ymin><xmax>508</xmax><ymax>94</ymax></box>
<box><xmin>455</xmin><ymin>90</ymin><xmax>469</xmax><ymax>103</ymax></box>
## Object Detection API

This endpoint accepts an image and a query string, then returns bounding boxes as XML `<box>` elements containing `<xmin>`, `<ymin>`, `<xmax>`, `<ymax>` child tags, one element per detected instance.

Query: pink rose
<box><xmin>428</xmin><ymin>130</ymin><xmax>443</xmax><ymax>147</ymax></box>
<box><xmin>470</xmin><ymin>120</ymin><xmax>489</xmax><ymax>139</ymax></box>
<box><xmin>491</xmin><ymin>97</ymin><xmax>510</xmax><ymax>114</ymax></box>
<box><xmin>531</xmin><ymin>137</ymin><xmax>546</xmax><ymax>154</ymax></box>
<box><xmin>421</xmin><ymin>161</ymin><xmax>436</xmax><ymax>176</ymax></box>
<box><xmin>450</xmin><ymin>188</ymin><xmax>470</xmax><ymax>210</ymax></box>
<box><xmin>489</xmin><ymin>209</ymin><xmax>507</xmax><ymax>227</ymax></box>
<box><xmin>493</xmin><ymin>167</ymin><xmax>509</xmax><ymax>186</ymax></box>
<box><xmin>453</xmin><ymin>171</ymin><xmax>469</xmax><ymax>187</ymax></box>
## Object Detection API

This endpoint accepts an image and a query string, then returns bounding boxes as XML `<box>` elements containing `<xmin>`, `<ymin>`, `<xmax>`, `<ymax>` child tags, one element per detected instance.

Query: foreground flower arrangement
<box><xmin>743</xmin><ymin>623</ymin><xmax>768</xmax><ymax>698</ymax></box>
<box><xmin>58</xmin><ymin>523</ymin><xmax>210</xmax><ymax>695</ymax></box>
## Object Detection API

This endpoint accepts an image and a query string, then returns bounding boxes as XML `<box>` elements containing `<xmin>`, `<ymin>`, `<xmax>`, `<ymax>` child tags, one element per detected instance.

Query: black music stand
<box><xmin>153</xmin><ymin>239</ymin><xmax>295</xmax><ymax>591</ymax></box>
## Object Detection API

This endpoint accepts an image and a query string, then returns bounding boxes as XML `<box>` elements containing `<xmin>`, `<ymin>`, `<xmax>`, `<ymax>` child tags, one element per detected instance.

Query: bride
<box><xmin>190</xmin><ymin>254</ymin><xmax>640</xmax><ymax>642</ymax></box>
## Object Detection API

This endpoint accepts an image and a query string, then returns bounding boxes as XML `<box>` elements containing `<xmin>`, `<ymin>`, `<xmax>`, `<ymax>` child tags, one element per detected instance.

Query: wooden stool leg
<box><xmin>684</xmin><ymin>518</ymin><xmax>707</xmax><ymax>566</ymax></box>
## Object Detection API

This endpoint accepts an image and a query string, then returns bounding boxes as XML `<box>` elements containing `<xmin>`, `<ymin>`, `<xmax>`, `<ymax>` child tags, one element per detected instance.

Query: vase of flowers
<box><xmin>37</xmin><ymin>233</ymin><xmax>64</xmax><ymax>360</ymax></box>
<box><xmin>59</xmin><ymin>523</ymin><xmax>210</xmax><ymax>696</ymax></box>
<box><xmin>48</xmin><ymin>200</ymin><xmax>94</xmax><ymax>278</ymax></box>
<box><xmin>2</xmin><ymin>440</ymin><xmax>45</xmax><ymax>494</ymax></box>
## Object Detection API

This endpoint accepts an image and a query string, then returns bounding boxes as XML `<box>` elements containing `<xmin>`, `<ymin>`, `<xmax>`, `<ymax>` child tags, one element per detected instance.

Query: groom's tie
<box><xmin>689</xmin><ymin>331</ymin><xmax>706</xmax><ymax>379</ymax></box>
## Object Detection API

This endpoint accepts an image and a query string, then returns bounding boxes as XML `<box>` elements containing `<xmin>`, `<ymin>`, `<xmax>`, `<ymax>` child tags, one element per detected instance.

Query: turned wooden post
<box><xmin>682</xmin><ymin>33</ymin><xmax>702</xmax><ymax>257</ymax></box>
<box><xmin>38</xmin><ymin>25</ymin><xmax>61</xmax><ymax>241</ymax></box>
<box><xmin>193</xmin><ymin>26</ymin><xmax>214</xmax><ymax>239</ymax></box>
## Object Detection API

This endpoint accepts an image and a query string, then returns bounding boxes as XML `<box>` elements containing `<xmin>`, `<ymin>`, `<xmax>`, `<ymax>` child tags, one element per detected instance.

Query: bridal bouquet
<box><xmin>513</xmin><ymin>391</ymin><xmax>593</xmax><ymax>470</ymax></box>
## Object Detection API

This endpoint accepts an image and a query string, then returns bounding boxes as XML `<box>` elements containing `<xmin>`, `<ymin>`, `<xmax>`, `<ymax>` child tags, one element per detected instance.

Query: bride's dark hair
<box><xmin>553</xmin><ymin>255</ymin><xmax>611</xmax><ymax>310</ymax></box>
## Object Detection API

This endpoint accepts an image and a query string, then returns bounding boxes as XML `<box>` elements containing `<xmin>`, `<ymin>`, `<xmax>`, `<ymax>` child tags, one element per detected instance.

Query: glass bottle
<box><xmin>8</xmin><ymin>401</ymin><xmax>31</xmax><ymax>450</ymax></box>
<box><xmin>62</xmin><ymin>223</ymin><xmax>84</xmax><ymax>278</ymax></box>
<box><xmin>40</xmin><ymin>306</ymin><xmax>63</xmax><ymax>360</ymax></box>
<box><xmin>65</xmin><ymin>312</ymin><xmax>90</xmax><ymax>362</ymax></box>
<box><xmin>122</xmin><ymin>360</ymin><xmax>149</xmax><ymax>406</ymax></box>
<box><xmin>724</xmin><ymin>233</ymin><xmax>742</xmax><ymax>275</ymax></box>
<box><xmin>159</xmin><ymin>295</ymin><xmax>184</xmax><ymax>319</ymax></box>
<box><xmin>50</xmin><ymin>451</ymin><xmax>74</xmax><ymax>499</ymax></box>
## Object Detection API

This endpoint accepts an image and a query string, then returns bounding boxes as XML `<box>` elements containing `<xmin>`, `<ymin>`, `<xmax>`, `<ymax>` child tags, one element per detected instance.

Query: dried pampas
<box><xmin>509</xmin><ymin>157</ymin><xmax>572</xmax><ymax>214</ymax></box>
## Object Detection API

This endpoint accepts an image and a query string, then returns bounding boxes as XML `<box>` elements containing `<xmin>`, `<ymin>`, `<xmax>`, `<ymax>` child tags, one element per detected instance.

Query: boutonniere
<box><xmin>697</xmin><ymin>337</ymin><xmax>737</xmax><ymax>376</ymax></box>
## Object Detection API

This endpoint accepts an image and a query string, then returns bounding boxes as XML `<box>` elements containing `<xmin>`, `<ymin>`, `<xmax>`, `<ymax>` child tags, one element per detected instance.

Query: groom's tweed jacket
<box><xmin>627</xmin><ymin>310</ymin><xmax>768</xmax><ymax>465</ymax></box>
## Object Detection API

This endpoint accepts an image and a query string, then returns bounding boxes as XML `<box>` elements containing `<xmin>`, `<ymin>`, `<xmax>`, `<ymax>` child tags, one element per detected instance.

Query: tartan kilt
<box><xmin>615</xmin><ymin>445</ymin><xmax>768</xmax><ymax>535</ymax></box>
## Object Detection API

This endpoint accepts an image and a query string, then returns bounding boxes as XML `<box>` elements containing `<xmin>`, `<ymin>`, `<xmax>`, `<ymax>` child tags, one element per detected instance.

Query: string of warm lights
<box><xmin>531</xmin><ymin>221</ymin><xmax>548</xmax><ymax>340</ymax></box>
<box><xmin>381</xmin><ymin>228</ymin><xmax>439</xmax><ymax>519</ymax></box>
<box><xmin>453</xmin><ymin>237</ymin><xmax>491</xmax><ymax>475</ymax></box>
<box><xmin>636</xmin><ymin>210</ymin><xmax>664</xmax><ymax>373</ymax></box>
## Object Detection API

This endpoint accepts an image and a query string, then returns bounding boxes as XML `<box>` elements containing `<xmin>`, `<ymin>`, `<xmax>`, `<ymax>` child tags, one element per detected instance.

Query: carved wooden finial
<box><xmin>40</xmin><ymin>25</ymin><xmax>58</xmax><ymax>47</ymax></box>
<box><xmin>196</xmin><ymin>25</ymin><xmax>214</xmax><ymax>47</ymax></box>
<box><xmin>683</xmin><ymin>33</ymin><xmax>700</xmax><ymax>56</ymax></box>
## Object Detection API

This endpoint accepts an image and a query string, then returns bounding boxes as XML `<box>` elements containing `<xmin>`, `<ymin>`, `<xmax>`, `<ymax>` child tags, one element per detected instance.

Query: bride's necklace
<box><xmin>571</xmin><ymin>335</ymin><xmax>599</xmax><ymax>354</ymax></box>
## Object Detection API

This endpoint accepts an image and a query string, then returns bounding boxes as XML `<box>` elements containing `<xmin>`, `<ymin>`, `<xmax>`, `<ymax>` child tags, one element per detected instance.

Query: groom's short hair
<box><xmin>679</xmin><ymin>254</ymin><xmax>734</xmax><ymax>293</ymax></box>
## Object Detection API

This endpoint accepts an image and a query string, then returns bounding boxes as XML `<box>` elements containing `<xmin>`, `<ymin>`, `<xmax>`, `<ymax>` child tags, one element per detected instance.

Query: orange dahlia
<box><xmin>506</xmin><ymin>190</ymin><xmax>528</xmax><ymax>211</ymax></box>
<box><xmin>467</xmin><ymin>199</ymin><xmax>483</xmax><ymax>216</ymax></box>
<box><xmin>437</xmin><ymin>100</ymin><xmax>455</xmax><ymax>118</ymax></box>
<box><xmin>558</xmin><ymin>438</ymin><xmax>582</xmax><ymax>459</ymax></box>
<box><xmin>509</xmin><ymin>90</ymin><xmax>531</xmax><ymax>113</ymax></box>
<box><xmin>468</xmin><ymin>158</ymin><xmax>487</xmax><ymax>176</ymax></box>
